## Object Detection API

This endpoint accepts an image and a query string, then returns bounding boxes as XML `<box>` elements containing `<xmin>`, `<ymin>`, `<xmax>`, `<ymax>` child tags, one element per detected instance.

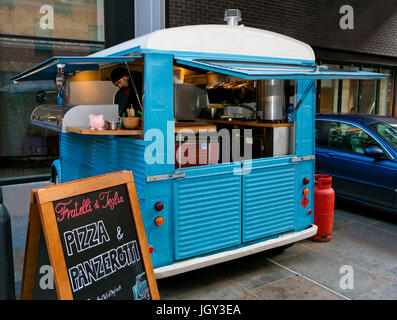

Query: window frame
<box><xmin>368</xmin><ymin>122</ymin><xmax>397</xmax><ymax>154</ymax></box>
<box><xmin>316</xmin><ymin>118</ymin><xmax>394</xmax><ymax>160</ymax></box>
<box><xmin>0</xmin><ymin>0</ymin><xmax>106</xmax><ymax>44</ymax></box>
<box><xmin>316</xmin><ymin>60</ymin><xmax>397</xmax><ymax>117</ymax></box>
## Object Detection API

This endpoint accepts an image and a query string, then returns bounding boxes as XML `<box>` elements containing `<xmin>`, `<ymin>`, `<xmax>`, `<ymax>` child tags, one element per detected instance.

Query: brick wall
<box><xmin>167</xmin><ymin>0</ymin><xmax>397</xmax><ymax>58</ymax></box>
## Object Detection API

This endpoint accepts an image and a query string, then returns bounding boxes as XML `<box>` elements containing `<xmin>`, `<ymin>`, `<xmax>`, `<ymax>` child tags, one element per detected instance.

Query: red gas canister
<box><xmin>310</xmin><ymin>174</ymin><xmax>335</xmax><ymax>242</ymax></box>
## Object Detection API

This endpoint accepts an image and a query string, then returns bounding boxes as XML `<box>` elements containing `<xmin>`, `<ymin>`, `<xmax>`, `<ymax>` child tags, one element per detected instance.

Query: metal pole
<box><xmin>0</xmin><ymin>187</ymin><xmax>16</xmax><ymax>300</ymax></box>
<box><xmin>375</xmin><ymin>66</ymin><xmax>381</xmax><ymax>115</ymax></box>
<box><xmin>392</xmin><ymin>70</ymin><xmax>397</xmax><ymax>118</ymax></box>
<box><xmin>316</xmin><ymin>80</ymin><xmax>321</xmax><ymax>113</ymax></box>
<box><xmin>357</xmin><ymin>65</ymin><xmax>363</xmax><ymax>114</ymax></box>
<box><xmin>295</xmin><ymin>81</ymin><xmax>315</xmax><ymax>112</ymax></box>
<box><xmin>124</xmin><ymin>62</ymin><xmax>143</xmax><ymax>111</ymax></box>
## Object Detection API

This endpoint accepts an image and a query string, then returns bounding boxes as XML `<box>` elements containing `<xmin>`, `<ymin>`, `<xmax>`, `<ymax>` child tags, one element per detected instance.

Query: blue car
<box><xmin>315</xmin><ymin>114</ymin><xmax>397</xmax><ymax>213</ymax></box>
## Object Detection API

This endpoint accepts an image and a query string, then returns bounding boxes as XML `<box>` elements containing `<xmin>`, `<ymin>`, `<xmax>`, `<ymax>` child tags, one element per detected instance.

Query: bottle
<box><xmin>56</xmin><ymin>68</ymin><xmax>64</xmax><ymax>105</ymax></box>
<box><xmin>56</xmin><ymin>69</ymin><xmax>64</xmax><ymax>92</ymax></box>
<box><xmin>287</xmin><ymin>103</ymin><xmax>295</xmax><ymax>123</ymax></box>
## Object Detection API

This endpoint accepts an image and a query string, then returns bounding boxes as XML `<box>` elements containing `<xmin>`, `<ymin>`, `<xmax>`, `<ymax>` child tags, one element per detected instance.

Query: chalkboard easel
<box><xmin>21</xmin><ymin>171</ymin><xmax>159</xmax><ymax>300</ymax></box>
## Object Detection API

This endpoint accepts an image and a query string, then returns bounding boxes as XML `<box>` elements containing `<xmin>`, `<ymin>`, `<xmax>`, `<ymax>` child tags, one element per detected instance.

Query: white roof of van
<box><xmin>90</xmin><ymin>24</ymin><xmax>315</xmax><ymax>62</ymax></box>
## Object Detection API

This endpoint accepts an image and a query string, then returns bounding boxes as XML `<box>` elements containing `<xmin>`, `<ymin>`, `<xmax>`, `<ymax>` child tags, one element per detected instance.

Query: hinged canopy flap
<box><xmin>11</xmin><ymin>56</ymin><xmax>137</xmax><ymax>82</ymax></box>
<box><xmin>12</xmin><ymin>54</ymin><xmax>386</xmax><ymax>82</ymax></box>
<box><xmin>175</xmin><ymin>57</ymin><xmax>386</xmax><ymax>80</ymax></box>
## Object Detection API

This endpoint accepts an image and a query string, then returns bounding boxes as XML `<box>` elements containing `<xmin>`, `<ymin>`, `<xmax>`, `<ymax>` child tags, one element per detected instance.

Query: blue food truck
<box><xmin>12</xmin><ymin>12</ymin><xmax>384</xmax><ymax>279</ymax></box>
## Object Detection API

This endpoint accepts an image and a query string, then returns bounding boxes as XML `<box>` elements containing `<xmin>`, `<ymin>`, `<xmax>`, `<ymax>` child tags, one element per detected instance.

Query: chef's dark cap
<box><xmin>111</xmin><ymin>67</ymin><xmax>128</xmax><ymax>83</ymax></box>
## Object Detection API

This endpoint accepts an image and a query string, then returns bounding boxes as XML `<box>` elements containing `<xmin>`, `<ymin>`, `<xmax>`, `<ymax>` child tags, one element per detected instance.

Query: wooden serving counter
<box><xmin>65</xmin><ymin>120</ymin><xmax>288</xmax><ymax>136</ymax></box>
<box><xmin>175</xmin><ymin>122</ymin><xmax>217</xmax><ymax>133</ymax></box>
<box><xmin>65</xmin><ymin>122</ymin><xmax>217</xmax><ymax>136</ymax></box>
<box><xmin>65</xmin><ymin>119</ymin><xmax>287</xmax><ymax>136</ymax></box>
<box><xmin>66</xmin><ymin>127</ymin><xmax>143</xmax><ymax>135</ymax></box>
<box><xmin>193</xmin><ymin>118</ymin><xmax>294</xmax><ymax>128</ymax></box>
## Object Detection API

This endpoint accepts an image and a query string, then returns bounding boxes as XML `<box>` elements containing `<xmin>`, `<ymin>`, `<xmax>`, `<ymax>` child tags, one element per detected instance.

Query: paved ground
<box><xmin>2</xmin><ymin>182</ymin><xmax>397</xmax><ymax>300</ymax></box>
<box><xmin>158</xmin><ymin>200</ymin><xmax>397</xmax><ymax>300</ymax></box>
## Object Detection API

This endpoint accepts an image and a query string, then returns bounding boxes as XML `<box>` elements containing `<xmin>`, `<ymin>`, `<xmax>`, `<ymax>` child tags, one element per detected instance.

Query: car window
<box><xmin>328</xmin><ymin>121</ymin><xmax>382</xmax><ymax>155</ymax></box>
<box><xmin>369</xmin><ymin>122</ymin><xmax>397</xmax><ymax>153</ymax></box>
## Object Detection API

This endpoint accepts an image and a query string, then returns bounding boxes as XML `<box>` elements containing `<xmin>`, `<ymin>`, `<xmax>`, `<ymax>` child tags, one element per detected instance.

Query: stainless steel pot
<box><xmin>223</xmin><ymin>104</ymin><xmax>256</xmax><ymax>120</ymax></box>
<box><xmin>257</xmin><ymin>80</ymin><xmax>286</xmax><ymax>121</ymax></box>
<box><xmin>207</xmin><ymin>104</ymin><xmax>224</xmax><ymax>119</ymax></box>
<box><xmin>209</xmin><ymin>107</ymin><xmax>219</xmax><ymax>119</ymax></box>
<box><xmin>106</xmin><ymin>120</ymin><xmax>120</xmax><ymax>130</ymax></box>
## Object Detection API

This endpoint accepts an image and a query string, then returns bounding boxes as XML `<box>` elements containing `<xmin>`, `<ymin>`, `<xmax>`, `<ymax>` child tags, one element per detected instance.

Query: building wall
<box><xmin>167</xmin><ymin>0</ymin><xmax>397</xmax><ymax>58</ymax></box>
<box><xmin>0</xmin><ymin>0</ymin><xmax>104</xmax><ymax>42</ymax></box>
<box><xmin>0</xmin><ymin>1</ymin><xmax>106</xmax><ymax>181</ymax></box>
<box><xmin>167</xmin><ymin>0</ymin><xmax>397</xmax><ymax>118</ymax></box>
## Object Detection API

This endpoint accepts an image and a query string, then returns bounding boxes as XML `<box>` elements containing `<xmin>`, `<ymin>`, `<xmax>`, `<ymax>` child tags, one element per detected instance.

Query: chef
<box><xmin>111</xmin><ymin>67</ymin><xmax>143</xmax><ymax>117</ymax></box>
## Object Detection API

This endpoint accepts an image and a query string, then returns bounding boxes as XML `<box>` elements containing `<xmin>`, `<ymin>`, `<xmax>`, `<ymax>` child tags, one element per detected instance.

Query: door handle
<box><xmin>327</xmin><ymin>152</ymin><xmax>336</xmax><ymax>157</ymax></box>
<box><xmin>146</xmin><ymin>172</ymin><xmax>186</xmax><ymax>182</ymax></box>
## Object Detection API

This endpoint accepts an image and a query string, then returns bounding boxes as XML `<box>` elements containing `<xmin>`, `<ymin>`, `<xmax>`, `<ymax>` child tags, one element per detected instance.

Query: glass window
<box><xmin>319</xmin><ymin>79</ymin><xmax>339</xmax><ymax>113</ymax></box>
<box><xmin>0</xmin><ymin>0</ymin><xmax>105</xmax><ymax>42</ymax></box>
<box><xmin>340</xmin><ymin>66</ymin><xmax>359</xmax><ymax>113</ymax></box>
<box><xmin>379</xmin><ymin>69</ymin><xmax>394</xmax><ymax>117</ymax></box>
<box><xmin>369</xmin><ymin>122</ymin><xmax>397</xmax><ymax>152</ymax></box>
<box><xmin>328</xmin><ymin>121</ymin><xmax>381</xmax><ymax>154</ymax></box>
<box><xmin>0</xmin><ymin>87</ymin><xmax>59</xmax><ymax>181</ymax></box>
<box><xmin>315</xmin><ymin>120</ymin><xmax>328</xmax><ymax>147</ymax></box>
<box><xmin>0</xmin><ymin>1</ymin><xmax>106</xmax><ymax>183</ymax></box>
<box><xmin>360</xmin><ymin>67</ymin><xmax>378</xmax><ymax>114</ymax></box>
<box><xmin>394</xmin><ymin>74</ymin><xmax>397</xmax><ymax>117</ymax></box>
<box><xmin>318</xmin><ymin>64</ymin><xmax>340</xmax><ymax>114</ymax></box>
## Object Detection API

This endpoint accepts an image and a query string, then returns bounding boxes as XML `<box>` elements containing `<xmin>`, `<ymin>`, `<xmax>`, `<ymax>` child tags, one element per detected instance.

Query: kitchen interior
<box><xmin>173</xmin><ymin>63</ymin><xmax>296</xmax><ymax>169</ymax></box>
<box><xmin>29</xmin><ymin>59</ymin><xmax>297</xmax><ymax>169</ymax></box>
<box><xmin>30</xmin><ymin>59</ymin><xmax>146</xmax><ymax>133</ymax></box>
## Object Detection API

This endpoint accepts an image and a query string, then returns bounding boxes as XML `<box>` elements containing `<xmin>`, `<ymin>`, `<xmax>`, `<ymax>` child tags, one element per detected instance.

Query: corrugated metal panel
<box><xmin>174</xmin><ymin>168</ymin><xmax>241</xmax><ymax>260</ymax></box>
<box><xmin>243</xmin><ymin>164</ymin><xmax>296</xmax><ymax>242</ymax></box>
<box><xmin>60</xmin><ymin>133</ymin><xmax>146</xmax><ymax>197</ymax></box>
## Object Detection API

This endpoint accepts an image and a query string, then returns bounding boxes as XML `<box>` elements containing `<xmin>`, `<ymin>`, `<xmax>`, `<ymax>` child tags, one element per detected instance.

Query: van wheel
<box><xmin>52</xmin><ymin>169</ymin><xmax>59</xmax><ymax>184</ymax></box>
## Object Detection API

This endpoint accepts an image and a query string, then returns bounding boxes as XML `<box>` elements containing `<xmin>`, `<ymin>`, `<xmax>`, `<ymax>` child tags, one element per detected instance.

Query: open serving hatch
<box><xmin>11</xmin><ymin>56</ymin><xmax>138</xmax><ymax>82</ymax></box>
<box><xmin>175</xmin><ymin>57</ymin><xmax>386</xmax><ymax>80</ymax></box>
<box><xmin>11</xmin><ymin>56</ymin><xmax>138</xmax><ymax>133</ymax></box>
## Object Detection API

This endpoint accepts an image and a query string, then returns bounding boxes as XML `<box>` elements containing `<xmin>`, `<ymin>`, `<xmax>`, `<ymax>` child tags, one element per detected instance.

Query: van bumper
<box><xmin>154</xmin><ymin>224</ymin><xmax>318</xmax><ymax>279</ymax></box>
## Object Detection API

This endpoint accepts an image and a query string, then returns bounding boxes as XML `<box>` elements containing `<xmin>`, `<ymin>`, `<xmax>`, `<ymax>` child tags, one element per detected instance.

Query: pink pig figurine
<box><xmin>89</xmin><ymin>114</ymin><xmax>105</xmax><ymax>130</ymax></box>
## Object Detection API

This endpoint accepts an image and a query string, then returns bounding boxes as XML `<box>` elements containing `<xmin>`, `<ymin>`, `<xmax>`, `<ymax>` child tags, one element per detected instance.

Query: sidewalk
<box><xmin>157</xmin><ymin>201</ymin><xmax>397</xmax><ymax>300</ymax></box>
<box><xmin>2</xmin><ymin>181</ymin><xmax>397</xmax><ymax>300</ymax></box>
<box><xmin>1</xmin><ymin>181</ymin><xmax>52</xmax><ymax>297</ymax></box>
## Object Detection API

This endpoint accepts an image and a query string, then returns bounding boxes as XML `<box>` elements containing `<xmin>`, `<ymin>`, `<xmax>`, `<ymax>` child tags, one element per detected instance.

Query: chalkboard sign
<box><xmin>21</xmin><ymin>171</ymin><xmax>159</xmax><ymax>300</ymax></box>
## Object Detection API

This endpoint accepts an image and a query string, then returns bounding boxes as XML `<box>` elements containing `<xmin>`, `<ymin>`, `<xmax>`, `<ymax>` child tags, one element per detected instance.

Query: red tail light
<box><xmin>154</xmin><ymin>202</ymin><xmax>164</xmax><ymax>211</ymax></box>
<box><xmin>155</xmin><ymin>216</ymin><xmax>164</xmax><ymax>226</ymax></box>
